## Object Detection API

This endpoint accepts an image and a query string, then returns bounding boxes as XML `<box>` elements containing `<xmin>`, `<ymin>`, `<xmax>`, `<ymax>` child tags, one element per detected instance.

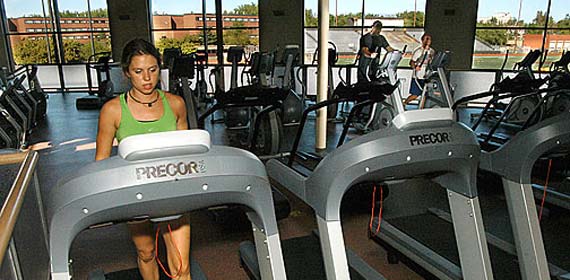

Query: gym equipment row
<box><xmin>198</xmin><ymin>45</ymin><xmax>303</xmax><ymax>156</ymax></box>
<box><xmin>0</xmin><ymin>65</ymin><xmax>47</xmax><ymax>149</ymax></box>
<box><xmin>9</xmin><ymin>48</ymin><xmax>570</xmax><ymax>280</ymax></box>
<box><xmin>239</xmin><ymin>48</ymin><xmax>495</xmax><ymax>280</ymax></box>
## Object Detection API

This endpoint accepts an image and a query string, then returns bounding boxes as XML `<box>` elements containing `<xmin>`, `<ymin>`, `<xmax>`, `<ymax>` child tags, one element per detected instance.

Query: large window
<box><xmin>5</xmin><ymin>0</ymin><xmax>56</xmax><ymax>64</ymax></box>
<box><xmin>304</xmin><ymin>0</ymin><xmax>426</xmax><ymax>66</ymax></box>
<box><xmin>303</xmin><ymin>0</ymin><xmax>570</xmax><ymax>71</ymax></box>
<box><xmin>474</xmin><ymin>0</ymin><xmax>570</xmax><ymax>70</ymax></box>
<box><xmin>57</xmin><ymin>0</ymin><xmax>110</xmax><ymax>63</ymax></box>
<box><xmin>151</xmin><ymin>0</ymin><xmax>259</xmax><ymax>64</ymax></box>
<box><xmin>4</xmin><ymin>0</ymin><xmax>110</xmax><ymax>65</ymax></box>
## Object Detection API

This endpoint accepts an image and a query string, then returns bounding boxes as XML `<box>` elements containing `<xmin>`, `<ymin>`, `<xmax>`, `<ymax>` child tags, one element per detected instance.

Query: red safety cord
<box><xmin>538</xmin><ymin>159</ymin><xmax>553</xmax><ymax>221</ymax></box>
<box><xmin>155</xmin><ymin>224</ymin><xmax>184</xmax><ymax>279</ymax></box>
<box><xmin>369</xmin><ymin>185</ymin><xmax>384</xmax><ymax>234</ymax></box>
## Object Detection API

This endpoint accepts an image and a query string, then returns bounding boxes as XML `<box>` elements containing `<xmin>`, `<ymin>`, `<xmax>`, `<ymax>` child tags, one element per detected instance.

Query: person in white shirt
<box><xmin>404</xmin><ymin>34</ymin><xmax>435</xmax><ymax>105</ymax></box>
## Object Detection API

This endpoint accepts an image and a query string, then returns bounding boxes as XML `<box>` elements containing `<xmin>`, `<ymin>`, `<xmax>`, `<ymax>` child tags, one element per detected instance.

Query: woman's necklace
<box><xmin>128</xmin><ymin>90</ymin><xmax>159</xmax><ymax>107</ymax></box>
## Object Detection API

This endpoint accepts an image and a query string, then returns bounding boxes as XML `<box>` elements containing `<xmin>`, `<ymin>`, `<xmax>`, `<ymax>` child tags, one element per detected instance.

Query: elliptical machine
<box><xmin>276</xmin><ymin>46</ymin><xmax>303</xmax><ymax>126</ymax></box>
<box><xmin>193</xmin><ymin>50</ymin><xmax>210</xmax><ymax>109</ymax></box>
<box><xmin>217</xmin><ymin>46</ymin><xmax>251</xmax><ymax>129</ymax></box>
<box><xmin>170</xmin><ymin>54</ymin><xmax>200</xmax><ymax>129</ymax></box>
<box><xmin>543</xmin><ymin>50</ymin><xmax>570</xmax><ymax>119</ymax></box>
<box><xmin>468</xmin><ymin>50</ymin><xmax>546</xmax><ymax>125</ymax></box>
<box><xmin>200</xmin><ymin>47</ymin><xmax>297</xmax><ymax>155</ymax></box>
<box><xmin>76</xmin><ymin>52</ymin><xmax>115</xmax><ymax>110</ymax></box>
<box><xmin>348</xmin><ymin>48</ymin><xmax>406</xmax><ymax>132</ymax></box>
<box><xmin>418</xmin><ymin>50</ymin><xmax>454</xmax><ymax>109</ymax></box>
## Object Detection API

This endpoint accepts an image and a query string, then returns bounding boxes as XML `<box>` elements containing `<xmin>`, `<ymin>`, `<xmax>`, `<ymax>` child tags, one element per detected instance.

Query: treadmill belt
<box><xmin>480</xmin><ymin>192</ymin><xmax>570</xmax><ymax>276</ymax></box>
<box><xmin>240</xmin><ymin>234</ymin><xmax>367</xmax><ymax>280</ymax></box>
<box><xmin>540</xmin><ymin>214</ymin><xmax>570</xmax><ymax>274</ymax></box>
<box><xmin>387</xmin><ymin>213</ymin><xmax>523</xmax><ymax>280</ymax></box>
<box><xmin>104</xmin><ymin>256</ymin><xmax>206</xmax><ymax>280</ymax></box>
<box><xmin>106</xmin><ymin>268</ymin><xmax>164</xmax><ymax>280</ymax></box>
<box><xmin>281</xmin><ymin>235</ymin><xmax>366</xmax><ymax>280</ymax></box>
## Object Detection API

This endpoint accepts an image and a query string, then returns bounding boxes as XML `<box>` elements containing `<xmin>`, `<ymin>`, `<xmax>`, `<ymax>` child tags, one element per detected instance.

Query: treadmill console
<box><xmin>119</xmin><ymin>130</ymin><xmax>211</xmax><ymax>161</ymax></box>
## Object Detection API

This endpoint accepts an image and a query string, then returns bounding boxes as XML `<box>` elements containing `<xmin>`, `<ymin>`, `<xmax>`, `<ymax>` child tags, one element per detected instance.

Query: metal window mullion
<box><xmin>540</xmin><ymin>0</ymin><xmax>552</xmax><ymax>56</ymax></box>
<box><xmin>202</xmin><ymin>0</ymin><xmax>209</xmax><ymax>66</ymax></box>
<box><xmin>215</xmin><ymin>0</ymin><xmax>224</xmax><ymax>67</ymax></box>
<box><xmin>41</xmin><ymin>0</ymin><xmax>52</xmax><ymax>63</ymax></box>
<box><xmin>0</xmin><ymin>0</ymin><xmax>14</xmax><ymax>70</ymax></box>
<box><xmin>48</xmin><ymin>0</ymin><xmax>65</xmax><ymax>90</ymax></box>
<box><xmin>87</xmin><ymin>0</ymin><xmax>95</xmax><ymax>56</ymax></box>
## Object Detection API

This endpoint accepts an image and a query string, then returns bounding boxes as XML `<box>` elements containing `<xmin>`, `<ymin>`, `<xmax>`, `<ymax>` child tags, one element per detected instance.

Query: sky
<box><xmin>4</xmin><ymin>0</ymin><xmax>569</xmax><ymax>22</ymax></box>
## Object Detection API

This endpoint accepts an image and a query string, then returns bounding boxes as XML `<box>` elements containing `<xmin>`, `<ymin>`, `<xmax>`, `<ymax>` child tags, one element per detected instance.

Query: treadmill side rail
<box><xmin>502</xmin><ymin>179</ymin><xmax>550</xmax><ymax>280</ymax></box>
<box><xmin>266</xmin><ymin>159</ymin><xmax>307</xmax><ymax>200</ymax></box>
<box><xmin>252</xmin><ymin>223</ymin><xmax>287</xmax><ymax>280</ymax></box>
<box><xmin>447</xmin><ymin>190</ymin><xmax>494</xmax><ymax>280</ymax></box>
<box><xmin>316</xmin><ymin>217</ymin><xmax>350</xmax><ymax>280</ymax></box>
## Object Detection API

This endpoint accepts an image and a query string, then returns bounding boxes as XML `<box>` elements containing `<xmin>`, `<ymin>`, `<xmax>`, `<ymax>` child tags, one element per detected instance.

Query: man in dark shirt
<box><xmin>357</xmin><ymin>20</ymin><xmax>395</xmax><ymax>82</ymax></box>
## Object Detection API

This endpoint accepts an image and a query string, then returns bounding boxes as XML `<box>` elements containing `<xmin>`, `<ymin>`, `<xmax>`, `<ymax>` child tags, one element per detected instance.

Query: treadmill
<box><xmin>239</xmin><ymin>51</ymin><xmax>493</xmax><ymax>279</ymax></box>
<box><xmin>449</xmin><ymin>62</ymin><xmax>570</xmax><ymax>279</ymax></box>
<box><xmin>45</xmin><ymin>130</ymin><xmax>287</xmax><ymax>280</ymax></box>
<box><xmin>371</xmin><ymin>51</ymin><xmax>570</xmax><ymax>280</ymax></box>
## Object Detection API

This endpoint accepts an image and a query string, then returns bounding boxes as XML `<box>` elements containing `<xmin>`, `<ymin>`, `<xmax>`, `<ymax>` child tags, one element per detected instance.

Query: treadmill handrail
<box><xmin>287</xmin><ymin>82</ymin><xmax>397</xmax><ymax>166</ymax></box>
<box><xmin>452</xmin><ymin>85</ymin><xmax>556</xmax><ymax>111</ymax></box>
<box><xmin>46</xmin><ymin>145</ymin><xmax>284</xmax><ymax>278</ymax></box>
<box><xmin>0</xmin><ymin>151</ymin><xmax>38</xmax><ymax>265</ymax></box>
<box><xmin>391</xmin><ymin>108</ymin><xmax>454</xmax><ymax>129</ymax></box>
<box><xmin>479</xmin><ymin>111</ymin><xmax>570</xmax><ymax>183</ymax></box>
<box><xmin>274</xmin><ymin>120</ymin><xmax>482</xmax><ymax>220</ymax></box>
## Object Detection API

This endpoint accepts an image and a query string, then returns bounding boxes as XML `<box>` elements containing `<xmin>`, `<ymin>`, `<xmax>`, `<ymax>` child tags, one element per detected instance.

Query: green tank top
<box><xmin>115</xmin><ymin>90</ymin><xmax>177</xmax><ymax>142</ymax></box>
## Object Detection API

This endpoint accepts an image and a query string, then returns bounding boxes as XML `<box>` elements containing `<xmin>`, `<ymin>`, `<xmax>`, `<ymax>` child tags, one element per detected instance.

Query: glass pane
<box><xmin>92</xmin><ymin>32</ymin><xmax>112</xmax><ymax>55</ymax></box>
<box><xmin>4</xmin><ymin>0</ymin><xmax>53</xmax><ymax>32</ymax></box>
<box><xmin>306</xmin><ymin>0</ymin><xmax>424</xmax><ymax>28</ymax></box>
<box><xmin>304</xmin><ymin>0</ymin><xmax>317</xmax><ymax>27</ymax></box>
<box><xmin>153</xmin><ymin>30</ymin><xmax>206</xmax><ymax>54</ymax></box>
<box><xmin>222</xmin><ymin>1</ymin><xmax>258</xmax><ymax>16</ymax></box>
<box><xmin>551</xmin><ymin>0</ymin><xmax>570</xmax><ymax>31</ymax></box>
<box><xmin>305</xmin><ymin>0</ymin><xmax>366</xmax><ymax>27</ymax></box>
<box><xmin>151</xmin><ymin>0</ymin><xmax>210</xmax><ymax>53</ymax></box>
<box><xmin>304</xmin><ymin>27</ymin><xmax>360</xmax><ymax>66</ymax></box>
<box><xmin>57</xmin><ymin>0</ymin><xmax>109</xmax><ymax>62</ymax></box>
<box><xmin>10</xmin><ymin>34</ymin><xmax>56</xmax><ymax>65</ymax></box>
<box><xmin>473</xmin><ymin>26</ymin><xmax>520</xmax><ymax>70</ymax></box>
<box><xmin>222</xmin><ymin>27</ymin><xmax>259</xmax><ymax>48</ymax></box>
<box><xmin>329</xmin><ymin>0</ymin><xmax>363</xmax><ymax>27</ymax></box>
<box><xmin>5</xmin><ymin>0</ymin><xmax>54</xmax><ymax>64</ymax></box>
<box><xmin>222</xmin><ymin>1</ymin><xmax>259</xmax><ymax>54</ymax></box>
<box><xmin>542</xmin><ymin>30</ymin><xmax>570</xmax><ymax>71</ymax></box>
<box><xmin>477</xmin><ymin>0</ymin><xmax>549</xmax><ymax>28</ymax></box>
<box><xmin>364</xmin><ymin>0</ymin><xmax>426</xmax><ymax>27</ymax></box>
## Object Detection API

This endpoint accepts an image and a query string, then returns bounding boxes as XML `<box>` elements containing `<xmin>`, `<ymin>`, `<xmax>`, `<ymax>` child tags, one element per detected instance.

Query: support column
<box><xmin>316</xmin><ymin>0</ymin><xmax>329</xmax><ymax>150</ymax></box>
<box><xmin>214</xmin><ymin>0</ymin><xmax>225</xmax><ymax>92</ymax></box>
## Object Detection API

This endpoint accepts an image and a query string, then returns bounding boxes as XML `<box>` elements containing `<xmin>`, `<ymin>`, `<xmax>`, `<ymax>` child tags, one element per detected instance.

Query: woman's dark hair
<box><xmin>421</xmin><ymin>33</ymin><xmax>432</xmax><ymax>41</ymax></box>
<box><xmin>121</xmin><ymin>38</ymin><xmax>161</xmax><ymax>73</ymax></box>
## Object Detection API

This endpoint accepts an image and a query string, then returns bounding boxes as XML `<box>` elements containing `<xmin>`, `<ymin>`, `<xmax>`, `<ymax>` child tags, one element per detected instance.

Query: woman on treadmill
<box><xmin>95</xmin><ymin>38</ymin><xmax>191</xmax><ymax>280</ymax></box>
